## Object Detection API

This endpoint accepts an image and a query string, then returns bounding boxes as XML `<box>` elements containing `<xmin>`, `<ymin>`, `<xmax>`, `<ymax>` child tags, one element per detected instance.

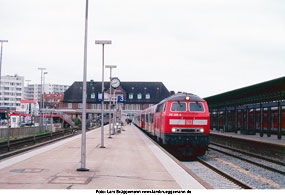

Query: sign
<box><xmin>118</xmin><ymin>95</ymin><xmax>124</xmax><ymax>103</ymax></box>
<box><xmin>111</xmin><ymin>97</ymin><xmax>117</xmax><ymax>101</ymax></box>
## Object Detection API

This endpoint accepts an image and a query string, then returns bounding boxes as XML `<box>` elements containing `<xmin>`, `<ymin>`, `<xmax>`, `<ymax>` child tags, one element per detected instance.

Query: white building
<box><xmin>0</xmin><ymin>74</ymin><xmax>24</xmax><ymax>110</ymax></box>
<box><xmin>25</xmin><ymin>84</ymin><xmax>69</xmax><ymax>102</ymax></box>
<box><xmin>51</xmin><ymin>84</ymin><xmax>70</xmax><ymax>94</ymax></box>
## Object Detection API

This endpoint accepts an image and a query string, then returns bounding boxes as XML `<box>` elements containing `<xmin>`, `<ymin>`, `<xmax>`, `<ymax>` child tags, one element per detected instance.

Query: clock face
<box><xmin>111</xmin><ymin>78</ymin><xmax>120</xmax><ymax>88</ymax></box>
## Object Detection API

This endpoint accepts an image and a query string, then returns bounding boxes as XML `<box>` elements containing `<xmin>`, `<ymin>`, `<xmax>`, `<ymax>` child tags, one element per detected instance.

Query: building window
<box><xmin>137</xmin><ymin>93</ymin><xmax>142</xmax><ymax>100</ymax></box>
<box><xmin>125</xmin><ymin>104</ymin><xmax>129</xmax><ymax>110</ymax></box>
<box><xmin>68</xmin><ymin>103</ymin><xmax>72</xmax><ymax>109</ymax></box>
<box><xmin>135</xmin><ymin>104</ymin><xmax>141</xmax><ymax>110</ymax></box>
<box><xmin>129</xmin><ymin>93</ymin><xmax>133</xmax><ymax>99</ymax></box>
<box><xmin>146</xmin><ymin>93</ymin><xmax>150</xmax><ymax>99</ymax></box>
<box><xmin>78</xmin><ymin>103</ymin><xmax>83</xmax><ymax>108</ymax></box>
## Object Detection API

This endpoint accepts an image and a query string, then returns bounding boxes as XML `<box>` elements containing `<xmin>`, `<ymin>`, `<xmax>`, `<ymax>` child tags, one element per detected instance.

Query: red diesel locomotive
<box><xmin>134</xmin><ymin>92</ymin><xmax>210</xmax><ymax>157</ymax></box>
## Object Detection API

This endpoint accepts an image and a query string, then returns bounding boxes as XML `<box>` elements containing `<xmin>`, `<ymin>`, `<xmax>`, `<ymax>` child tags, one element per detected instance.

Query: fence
<box><xmin>0</xmin><ymin>125</ymin><xmax>52</xmax><ymax>139</ymax></box>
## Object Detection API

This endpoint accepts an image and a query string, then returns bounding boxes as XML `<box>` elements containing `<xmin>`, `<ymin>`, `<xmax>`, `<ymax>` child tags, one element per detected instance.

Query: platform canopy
<box><xmin>204</xmin><ymin>77</ymin><xmax>285</xmax><ymax>109</ymax></box>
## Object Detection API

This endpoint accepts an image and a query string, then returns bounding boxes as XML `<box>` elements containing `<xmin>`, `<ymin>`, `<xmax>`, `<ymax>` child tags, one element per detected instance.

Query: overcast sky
<box><xmin>0</xmin><ymin>0</ymin><xmax>284</xmax><ymax>98</ymax></box>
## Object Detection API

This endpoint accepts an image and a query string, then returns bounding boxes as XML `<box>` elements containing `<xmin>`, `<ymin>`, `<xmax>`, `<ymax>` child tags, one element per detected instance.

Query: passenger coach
<box><xmin>134</xmin><ymin>92</ymin><xmax>210</xmax><ymax>157</ymax></box>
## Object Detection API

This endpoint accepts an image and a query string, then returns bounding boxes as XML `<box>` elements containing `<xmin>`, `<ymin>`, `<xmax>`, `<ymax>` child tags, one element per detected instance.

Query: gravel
<box><xmin>182</xmin><ymin>159</ymin><xmax>242</xmax><ymax>189</ymax></box>
<box><xmin>198</xmin><ymin>149</ymin><xmax>285</xmax><ymax>189</ymax></box>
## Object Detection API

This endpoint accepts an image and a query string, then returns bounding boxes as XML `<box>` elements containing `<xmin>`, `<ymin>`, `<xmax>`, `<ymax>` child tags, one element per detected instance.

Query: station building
<box><xmin>58</xmin><ymin>81</ymin><xmax>171</xmax><ymax>119</ymax></box>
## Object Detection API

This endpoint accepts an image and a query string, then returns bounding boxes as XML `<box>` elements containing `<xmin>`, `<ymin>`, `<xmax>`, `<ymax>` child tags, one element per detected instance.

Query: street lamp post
<box><xmin>38</xmin><ymin>67</ymin><xmax>46</xmax><ymax>129</ymax></box>
<box><xmin>95</xmin><ymin>40</ymin><xmax>112</xmax><ymax>148</ymax></box>
<box><xmin>43</xmin><ymin>72</ymin><xmax>48</xmax><ymax>130</ymax></box>
<box><xmin>77</xmin><ymin>0</ymin><xmax>89</xmax><ymax>172</ymax></box>
<box><xmin>105</xmin><ymin>65</ymin><xmax>117</xmax><ymax>138</ymax></box>
<box><xmin>113</xmin><ymin>89</ymin><xmax>116</xmax><ymax>135</ymax></box>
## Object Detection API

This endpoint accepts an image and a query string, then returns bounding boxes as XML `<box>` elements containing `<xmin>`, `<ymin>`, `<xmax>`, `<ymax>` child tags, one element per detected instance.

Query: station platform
<box><xmin>210</xmin><ymin>130</ymin><xmax>285</xmax><ymax>163</ymax></box>
<box><xmin>0</xmin><ymin>125</ymin><xmax>206</xmax><ymax>189</ymax></box>
<box><xmin>210</xmin><ymin>130</ymin><xmax>285</xmax><ymax>146</ymax></box>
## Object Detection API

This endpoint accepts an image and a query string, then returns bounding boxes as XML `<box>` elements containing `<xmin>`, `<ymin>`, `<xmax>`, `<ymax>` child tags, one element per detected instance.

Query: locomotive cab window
<box><xmin>189</xmin><ymin>102</ymin><xmax>205</xmax><ymax>112</ymax></box>
<box><xmin>171</xmin><ymin>102</ymin><xmax>187</xmax><ymax>112</ymax></box>
<box><xmin>156</xmin><ymin>103</ymin><xmax>165</xmax><ymax>113</ymax></box>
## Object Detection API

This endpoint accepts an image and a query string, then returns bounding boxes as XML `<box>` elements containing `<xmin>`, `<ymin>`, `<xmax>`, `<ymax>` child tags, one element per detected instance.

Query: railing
<box><xmin>43</xmin><ymin>109</ymin><xmax>75</xmax><ymax>127</ymax></box>
<box><xmin>60</xmin><ymin>112</ymin><xmax>75</xmax><ymax>127</ymax></box>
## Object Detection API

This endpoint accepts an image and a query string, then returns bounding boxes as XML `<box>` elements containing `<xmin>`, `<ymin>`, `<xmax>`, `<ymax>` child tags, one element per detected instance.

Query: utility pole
<box><xmin>38</xmin><ymin>67</ymin><xmax>46</xmax><ymax>129</ymax></box>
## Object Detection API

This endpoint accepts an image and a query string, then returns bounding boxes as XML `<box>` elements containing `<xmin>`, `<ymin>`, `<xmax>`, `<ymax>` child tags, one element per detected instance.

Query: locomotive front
<box><xmin>162</xmin><ymin>93</ymin><xmax>210</xmax><ymax>156</ymax></box>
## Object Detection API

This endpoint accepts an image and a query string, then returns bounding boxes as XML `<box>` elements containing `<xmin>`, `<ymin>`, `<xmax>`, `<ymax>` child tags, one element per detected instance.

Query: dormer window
<box><xmin>137</xmin><ymin>93</ymin><xmax>142</xmax><ymax>100</ymax></box>
<box><xmin>146</xmin><ymin>93</ymin><xmax>150</xmax><ymax>99</ymax></box>
<box><xmin>129</xmin><ymin>93</ymin><xmax>133</xmax><ymax>99</ymax></box>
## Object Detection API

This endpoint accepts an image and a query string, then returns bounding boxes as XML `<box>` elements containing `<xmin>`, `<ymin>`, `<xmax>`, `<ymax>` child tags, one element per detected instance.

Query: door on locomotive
<box><xmin>154</xmin><ymin>103</ymin><xmax>166</xmax><ymax>141</ymax></box>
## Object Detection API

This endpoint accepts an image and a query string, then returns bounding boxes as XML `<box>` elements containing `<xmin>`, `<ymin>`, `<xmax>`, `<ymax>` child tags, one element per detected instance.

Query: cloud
<box><xmin>0</xmin><ymin>0</ymin><xmax>284</xmax><ymax>97</ymax></box>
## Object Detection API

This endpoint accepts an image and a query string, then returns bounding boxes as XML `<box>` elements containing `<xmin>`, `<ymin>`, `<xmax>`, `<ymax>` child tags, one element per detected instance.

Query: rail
<box><xmin>0</xmin><ymin>128</ymin><xmax>74</xmax><ymax>158</ymax></box>
<box><xmin>196</xmin><ymin>157</ymin><xmax>252</xmax><ymax>189</ymax></box>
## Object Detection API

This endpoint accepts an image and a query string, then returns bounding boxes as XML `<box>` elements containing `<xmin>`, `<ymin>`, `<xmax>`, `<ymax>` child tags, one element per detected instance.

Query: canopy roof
<box><xmin>204</xmin><ymin>77</ymin><xmax>285</xmax><ymax>109</ymax></box>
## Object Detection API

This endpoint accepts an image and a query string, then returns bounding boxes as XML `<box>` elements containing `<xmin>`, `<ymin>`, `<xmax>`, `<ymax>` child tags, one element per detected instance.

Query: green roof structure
<box><xmin>204</xmin><ymin>77</ymin><xmax>285</xmax><ymax>109</ymax></box>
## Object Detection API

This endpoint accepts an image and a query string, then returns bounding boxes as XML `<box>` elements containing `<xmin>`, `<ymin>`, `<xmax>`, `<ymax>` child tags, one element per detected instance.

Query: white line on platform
<box><xmin>135</xmin><ymin>127</ymin><xmax>206</xmax><ymax>189</ymax></box>
<box><xmin>0</xmin><ymin>129</ymin><xmax>95</xmax><ymax>170</ymax></box>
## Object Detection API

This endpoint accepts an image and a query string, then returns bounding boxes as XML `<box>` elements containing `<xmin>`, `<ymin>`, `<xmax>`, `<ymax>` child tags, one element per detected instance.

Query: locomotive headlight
<box><xmin>199</xmin><ymin>128</ymin><xmax>204</xmax><ymax>133</ymax></box>
<box><xmin>171</xmin><ymin>128</ymin><xmax>176</xmax><ymax>133</ymax></box>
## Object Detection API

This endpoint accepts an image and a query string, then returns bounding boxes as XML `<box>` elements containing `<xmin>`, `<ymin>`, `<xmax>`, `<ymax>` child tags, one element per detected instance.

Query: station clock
<box><xmin>111</xmin><ymin>77</ymin><xmax>120</xmax><ymax>89</ymax></box>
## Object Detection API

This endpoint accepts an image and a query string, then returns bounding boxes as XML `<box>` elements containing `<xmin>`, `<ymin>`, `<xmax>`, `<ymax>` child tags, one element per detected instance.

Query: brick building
<box><xmin>44</xmin><ymin>94</ymin><xmax>64</xmax><ymax>108</ymax></box>
<box><xmin>59</xmin><ymin>81</ymin><xmax>170</xmax><ymax>119</ymax></box>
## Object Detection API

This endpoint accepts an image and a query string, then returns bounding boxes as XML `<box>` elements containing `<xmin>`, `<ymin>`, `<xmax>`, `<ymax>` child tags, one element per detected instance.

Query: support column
<box><xmin>253</xmin><ymin>107</ymin><xmax>256</xmax><ymax>135</ymax></box>
<box><xmin>267</xmin><ymin>107</ymin><xmax>271</xmax><ymax>137</ymax></box>
<box><xmin>278</xmin><ymin>102</ymin><xmax>282</xmax><ymax>140</ymax></box>
<box><xmin>246</xmin><ymin>106</ymin><xmax>249</xmax><ymax>134</ymax></box>
<box><xmin>217</xmin><ymin>110</ymin><xmax>220</xmax><ymax>131</ymax></box>
<box><xmin>260</xmin><ymin>105</ymin><xmax>264</xmax><ymax>137</ymax></box>
<box><xmin>234</xmin><ymin>107</ymin><xmax>238</xmax><ymax>133</ymax></box>
<box><xmin>225</xmin><ymin>108</ymin><xmax>228</xmax><ymax>132</ymax></box>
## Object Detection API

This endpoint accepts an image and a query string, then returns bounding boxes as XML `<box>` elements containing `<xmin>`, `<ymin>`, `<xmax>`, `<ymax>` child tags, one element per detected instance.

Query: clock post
<box><xmin>111</xmin><ymin>77</ymin><xmax>120</xmax><ymax>134</ymax></box>
<box><xmin>105</xmin><ymin>65</ymin><xmax>117</xmax><ymax>138</ymax></box>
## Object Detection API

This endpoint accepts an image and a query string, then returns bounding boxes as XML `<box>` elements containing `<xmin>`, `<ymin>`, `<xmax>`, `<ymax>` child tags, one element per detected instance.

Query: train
<box><xmin>133</xmin><ymin>92</ymin><xmax>210</xmax><ymax>157</ymax></box>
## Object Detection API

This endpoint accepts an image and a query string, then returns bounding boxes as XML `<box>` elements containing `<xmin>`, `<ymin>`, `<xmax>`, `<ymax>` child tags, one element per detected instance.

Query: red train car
<box><xmin>134</xmin><ymin>92</ymin><xmax>210</xmax><ymax>157</ymax></box>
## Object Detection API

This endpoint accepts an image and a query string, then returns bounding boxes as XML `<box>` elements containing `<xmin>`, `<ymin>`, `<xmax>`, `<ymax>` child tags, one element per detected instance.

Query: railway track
<box><xmin>140</xmin><ymin>128</ymin><xmax>246</xmax><ymax>189</ymax></box>
<box><xmin>166</xmin><ymin>141</ymin><xmax>284</xmax><ymax>188</ymax></box>
<box><xmin>193</xmin><ymin>145</ymin><xmax>285</xmax><ymax>189</ymax></box>
<box><xmin>136</xmin><ymin>127</ymin><xmax>285</xmax><ymax>189</ymax></box>
<box><xmin>195</xmin><ymin>157</ymin><xmax>252</xmax><ymax>189</ymax></box>
<box><xmin>0</xmin><ymin>127</ymin><xmax>87</xmax><ymax>160</ymax></box>
<box><xmin>209</xmin><ymin>143</ymin><xmax>285</xmax><ymax>175</ymax></box>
